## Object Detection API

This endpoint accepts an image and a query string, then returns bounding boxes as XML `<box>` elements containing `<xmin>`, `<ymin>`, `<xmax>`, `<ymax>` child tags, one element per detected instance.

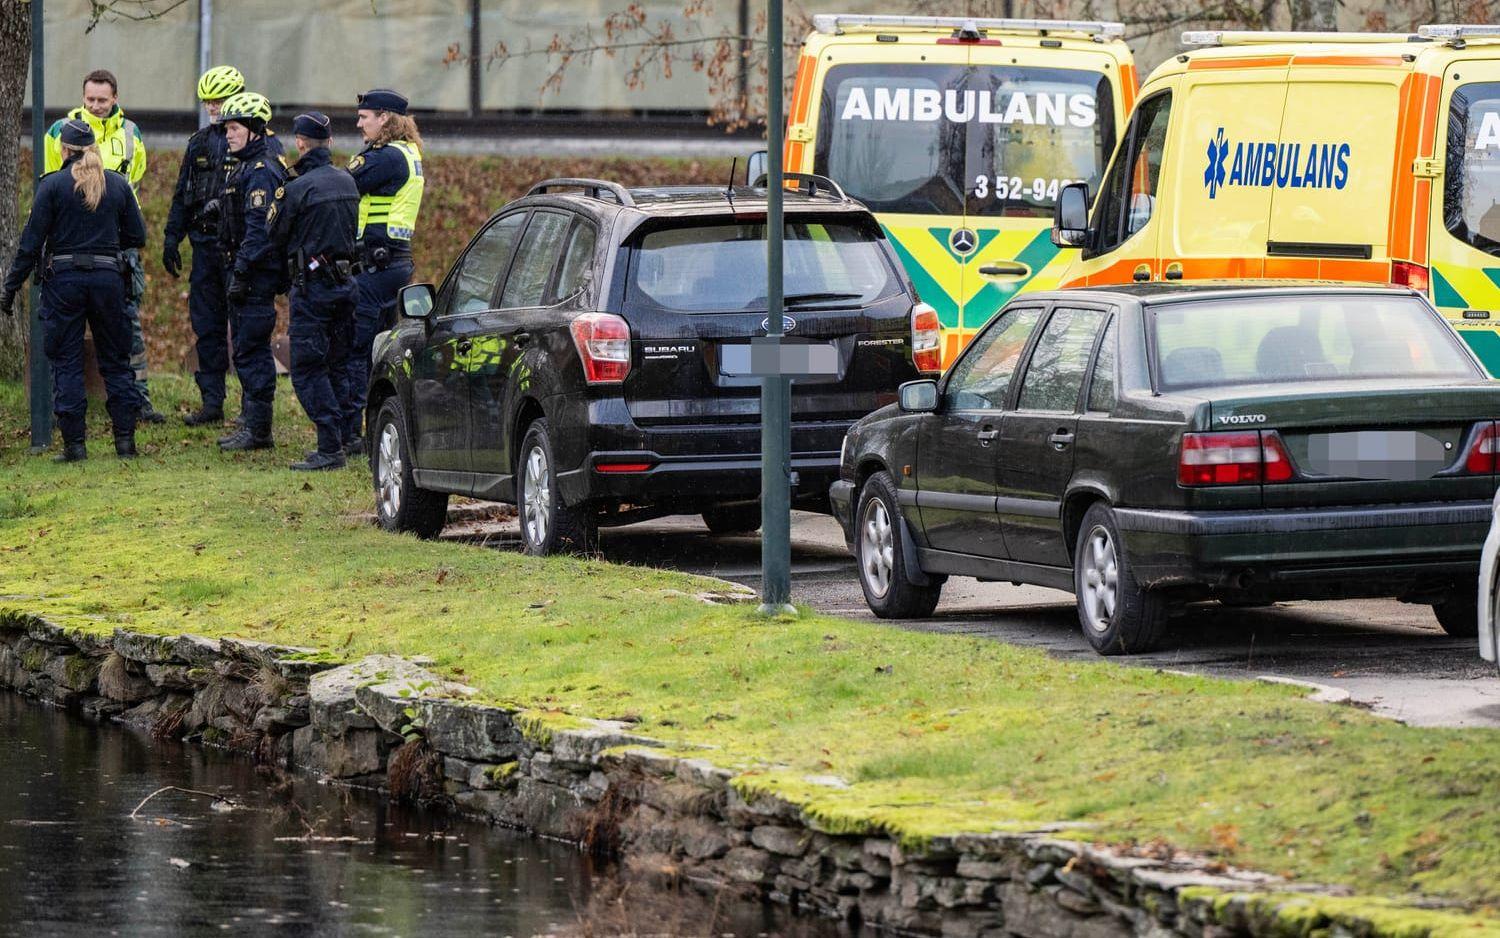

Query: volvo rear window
<box><xmin>628</xmin><ymin>219</ymin><xmax>900</xmax><ymax>313</ymax></box>
<box><xmin>813</xmin><ymin>63</ymin><xmax>1116</xmax><ymax>218</ymax></box>
<box><xmin>1152</xmin><ymin>296</ymin><xmax>1478</xmax><ymax>390</ymax></box>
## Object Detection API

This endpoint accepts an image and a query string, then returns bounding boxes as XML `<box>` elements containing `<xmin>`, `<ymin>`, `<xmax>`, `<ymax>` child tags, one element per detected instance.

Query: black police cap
<box><xmin>292</xmin><ymin>111</ymin><xmax>332</xmax><ymax>140</ymax></box>
<box><xmin>357</xmin><ymin>88</ymin><xmax>408</xmax><ymax>115</ymax></box>
<box><xmin>59</xmin><ymin>119</ymin><xmax>95</xmax><ymax>148</ymax></box>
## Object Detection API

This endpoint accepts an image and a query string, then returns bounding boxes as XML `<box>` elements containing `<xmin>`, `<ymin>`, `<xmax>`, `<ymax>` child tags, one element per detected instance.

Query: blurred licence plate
<box><xmin>1304</xmin><ymin>430</ymin><xmax>1449</xmax><ymax>481</ymax></box>
<box><xmin>718</xmin><ymin>341</ymin><xmax>840</xmax><ymax>378</ymax></box>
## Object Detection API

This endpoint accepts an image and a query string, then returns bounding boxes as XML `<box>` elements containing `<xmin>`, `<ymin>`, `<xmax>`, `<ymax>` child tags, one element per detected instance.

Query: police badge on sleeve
<box><xmin>250</xmin><ymin>189</ymin><xmax>267</xmax><ymax>208</ymax></box>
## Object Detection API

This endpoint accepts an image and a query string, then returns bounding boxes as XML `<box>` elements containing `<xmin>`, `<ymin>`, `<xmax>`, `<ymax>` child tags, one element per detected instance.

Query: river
<box><xmin>0</xmin><ymin>695</ymin><xmax>844</xmax><ymax>937</ymax></box>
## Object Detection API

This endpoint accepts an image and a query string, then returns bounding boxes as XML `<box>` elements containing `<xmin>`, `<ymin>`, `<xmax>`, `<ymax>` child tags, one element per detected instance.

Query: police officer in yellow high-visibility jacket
<box><xmin>343</xmin><ymin>88</ymin><xmax>424</xmax><ymax>454</ymax></box>
<box><xmin>44</xmin><ymin>68</ymin><xmax>162</xmax><ymax>424</ymax></box>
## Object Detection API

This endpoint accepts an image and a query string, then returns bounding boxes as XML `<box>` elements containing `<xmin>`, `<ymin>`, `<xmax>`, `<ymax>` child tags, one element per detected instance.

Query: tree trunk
<box><xmin>0</xmin><ymin>3</ymin><xmax>31</xmax><ymax>380</ymax></box>
<box><xmin>1290</xmin><ymin>0</ymin><xmax>1338</xmax><ymax>31</ymax></box>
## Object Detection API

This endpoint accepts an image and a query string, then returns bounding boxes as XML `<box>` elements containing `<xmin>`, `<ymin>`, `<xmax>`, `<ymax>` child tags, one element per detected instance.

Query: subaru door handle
<box><xmin>456</xmin><ymin>338</ymin><xmax>473</xmax><ymax>353</ymax></box>
<box><xmin>1048</xmin><ymin>430</ymin><xmax>1075</xmax><ymax>449</ymax></box>
<box><xmin>977</xmin><ymin>425</ymin><xmax>999</xmax><ymax>446</ymax></box>
<box><xmin>514</xmin><ymin>332</ymin><xmax>532</xmax><ymax>347</ymax></box>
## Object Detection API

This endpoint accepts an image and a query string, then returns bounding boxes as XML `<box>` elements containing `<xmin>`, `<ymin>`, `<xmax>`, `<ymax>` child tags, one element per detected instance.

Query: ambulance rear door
<box><xmin>1159</xmin><ymin>57</ymin><xmax>1291</xmax><ymax>281</ymax></box>
<box><xmin>1429</xmin><ymin>58</ymin><xmax>1500</xmax><ymax>374</ymax></box>
<box><xmin>1267</xmin><ymin>62</ymin><xmax>1405</xmax><ymax>281</ymax></box>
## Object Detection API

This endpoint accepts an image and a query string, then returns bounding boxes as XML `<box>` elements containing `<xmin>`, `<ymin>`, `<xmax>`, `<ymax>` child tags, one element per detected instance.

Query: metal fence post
<box><xmin>758</xmin><ymin>0</ymin><xmax>793</xmax><ymax>615</ymax></box>
<box><xmin>28</xmin><ymin>0</ymin><xmax>51</xmax><ymax>453</ymax></box>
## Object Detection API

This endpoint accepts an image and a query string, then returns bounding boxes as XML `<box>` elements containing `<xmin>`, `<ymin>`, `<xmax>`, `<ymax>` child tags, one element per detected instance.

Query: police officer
<box><xmin>344</xmin><ymin>88</ymin><xmax>425</xmax><ymax>454</ymax></box>
<box><xmin>1</xmin><ymin>120</ymin><xmax>146</xmax><ymax>461</ymax></box>
<box><xmin>216</xmin><ymin>91</ymin><xmax>287</xmax><ymax>452</ymax></box>
<box><xmin>268</xmin><ymin>112</ymin><xmax>360</xmax><ymax>471</ymax></box>
<box><xmin>162</xmin><ymin>65</ymin><xmax>245</xmax><ymax>427</ymax></box>
<box><xmin>44</xmin><ymin>67</ymin><xmax>162</xmax><ymax>425</ymax></box>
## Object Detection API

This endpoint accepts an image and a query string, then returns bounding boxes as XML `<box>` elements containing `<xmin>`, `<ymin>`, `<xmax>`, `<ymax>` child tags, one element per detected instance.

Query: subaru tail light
<box><xmin>912</xmin><ymin>302</ymin><xmax>942</xmax><ymax>374</ymax></box>
<box><xmin>570</xmin><ymin>312</ymin><xmax>632</xmax><ymax>384</ymax></box>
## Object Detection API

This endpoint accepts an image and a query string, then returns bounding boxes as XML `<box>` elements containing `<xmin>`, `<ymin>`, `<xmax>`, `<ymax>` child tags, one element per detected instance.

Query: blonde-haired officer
<box><xmin>343</xmin><ymin>88</ymin><xmax>425</xmax><ymax>454</ymax></box>
<box><xmin>3</xmin><ymin>119</ymin><xmax>147</xmax><ymax>461</ymax></box>
<box><xmin>44</xmin><ymin>68</ymin><xmax>160</xmax><ymax>425</ymax></box>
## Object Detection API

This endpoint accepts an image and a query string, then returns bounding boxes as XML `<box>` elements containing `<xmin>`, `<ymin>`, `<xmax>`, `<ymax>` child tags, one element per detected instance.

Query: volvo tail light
<box><xmin>912</xmin><ymin>302</ymin><xmax>942</xmax><ymax>374</ymax></box>
<box><xmin>1466</xmin><ymin>421</ymin><xmax>1500</xmax><ymax>474</ymax></box>
<box><xmin>1179</xmin><ymin>430</ymin><xmax>1294</xmax><ymax>486</ymax></box>
<box><xmin>1392</xmin><ymin>260</ymin><xmax>1430</xmax><ymax>293</ymax></box>
<box><xmin>570</xmin><ymin>312</ymin><xmax>632</xmax><ymax>384</ymax></box>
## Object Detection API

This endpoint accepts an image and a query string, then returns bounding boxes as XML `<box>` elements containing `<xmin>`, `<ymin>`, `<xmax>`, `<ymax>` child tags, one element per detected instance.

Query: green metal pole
<box><xmin>28</xmin><ymin>0</ymin><xmax>51</xmax><ymax>452</ymax></box>
<box><xmin>758</xmin><ymin>0</ymin><xmax>793</xmax><ymax>615</ymax></box>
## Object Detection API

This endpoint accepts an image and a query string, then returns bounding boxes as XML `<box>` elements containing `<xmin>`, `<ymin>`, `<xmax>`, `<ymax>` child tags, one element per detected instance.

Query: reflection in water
<box><xmin>0</xmin><ymin>696</ymin><xmax>839</xmax><ymax>937</ymax></box>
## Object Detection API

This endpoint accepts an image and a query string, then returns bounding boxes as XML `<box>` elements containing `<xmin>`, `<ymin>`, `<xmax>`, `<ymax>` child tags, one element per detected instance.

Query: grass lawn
<box><xmin>2</xmin><ymin>374</ymin><xmax>1499</xmax><ymax>925</ymax></box>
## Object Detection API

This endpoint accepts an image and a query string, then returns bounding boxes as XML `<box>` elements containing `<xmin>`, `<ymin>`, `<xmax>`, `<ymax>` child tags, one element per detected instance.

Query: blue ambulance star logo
<box><xmin>1204</xmin><ymin>128</ymin><xmax>1229</xmax><ymax>199</ymax></box>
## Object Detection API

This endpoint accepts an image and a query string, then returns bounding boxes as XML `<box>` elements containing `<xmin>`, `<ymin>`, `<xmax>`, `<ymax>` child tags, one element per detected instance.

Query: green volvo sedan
<box><xmin>830</xmin><ymin>284</ymin><xmax>1500</xmax><ymax>655</ymax></box>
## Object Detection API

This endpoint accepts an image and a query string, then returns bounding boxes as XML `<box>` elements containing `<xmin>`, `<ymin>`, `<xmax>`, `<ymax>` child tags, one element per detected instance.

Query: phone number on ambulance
<box><xmin>973</xmin><ymin>176</ymin><xmax>1078</xmax><ymax>201</ymax></box>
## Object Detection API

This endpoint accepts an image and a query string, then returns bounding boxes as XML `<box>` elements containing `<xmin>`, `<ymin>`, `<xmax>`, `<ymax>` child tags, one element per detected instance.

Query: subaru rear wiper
<box><xmin>782</xmin><ymin>292</ymin><xmax>863</xmax><ymax>307</ymax></box>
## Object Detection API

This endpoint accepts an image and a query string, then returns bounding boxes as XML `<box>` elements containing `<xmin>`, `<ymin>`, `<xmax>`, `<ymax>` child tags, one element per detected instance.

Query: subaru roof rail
<box><xmin>749</xmin><ymin>172</ymin><xmax>849</xmax><ymax>202</ymax></box>
<box><xmin>813</xmin><ymin>13</ymin><xmax>1124</xmax><ymax>40</ymax></box>
<box><xmin>1418</xmin><ymin>24</ymin><xmax>1500</xmax><ymax>45</ymax></box>
<box><xmin>527</xmin><ymin>178</ymin><xmax>636</xmax><ymax>207</ymax></box>
<box><xmin>1182</xmin><ymin>29</ymin><xmax>1423</xmax><ymax>46</ymax></box>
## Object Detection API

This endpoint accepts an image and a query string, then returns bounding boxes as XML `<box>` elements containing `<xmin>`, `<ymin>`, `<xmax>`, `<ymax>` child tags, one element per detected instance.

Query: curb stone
<box><xmin>0</xmin><ymin>609</ymin><xmax>1489</xmax><ymax>938</ymax></box>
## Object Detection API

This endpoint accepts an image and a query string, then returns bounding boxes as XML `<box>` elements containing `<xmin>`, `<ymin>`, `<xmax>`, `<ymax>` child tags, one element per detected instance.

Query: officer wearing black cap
<box><xmin>1</xmin><ymin>119</ymin><xmax>146</xmax><ymax>461</ymax></box>
<box><xmin>345</xmin><ymin>87</ymin><xmax>425</xmax><ymax>454</ymax></box>
<box><xmin>268</xmin><ymin>111</ymin><xmax>360</xmax><ymax>471</ymax></box>
<box><xmin>216</xmin><ymin>91</ymin><xmax>287</xmax><ymax>452</ymax></box>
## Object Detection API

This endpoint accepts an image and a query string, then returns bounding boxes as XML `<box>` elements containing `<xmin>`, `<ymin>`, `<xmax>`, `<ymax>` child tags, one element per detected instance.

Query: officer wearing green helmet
<box><xmin>215</xmin><ymin>91</ymin><xmax>287</xmax><ymax>452</ymax></box>
<box><xmin>164</xmin><ymin>67</ymin><xmax>285</xmax><ymax>429</ymax></box>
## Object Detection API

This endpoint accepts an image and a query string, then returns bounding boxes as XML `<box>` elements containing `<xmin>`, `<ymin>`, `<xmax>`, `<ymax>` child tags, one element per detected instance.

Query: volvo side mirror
<box><xmin>1052</xmin><ymin>182</ymin><xmax>1091</xmax><ymax>249</ymax></box>
<box><xmin>400</xmin><ymin>283</ymin><xmax>435</xmax><ymax>320</ymax></box>
<box><xmin>899</xmin><ymin>379</ymin><xmax>939</xmax><ymax>414</ymax></box>
<box><xmin>746</xmin><ymin>150</ymin><xmax>768</xmax><ymax>186</ymax></box>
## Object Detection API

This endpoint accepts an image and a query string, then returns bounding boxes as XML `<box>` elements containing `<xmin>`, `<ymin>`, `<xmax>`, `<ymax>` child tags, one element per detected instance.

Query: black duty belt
<box><xmin>49</xmin><ymin>253</ymin><xmax>122</xmax><ymax>272</ymax></box>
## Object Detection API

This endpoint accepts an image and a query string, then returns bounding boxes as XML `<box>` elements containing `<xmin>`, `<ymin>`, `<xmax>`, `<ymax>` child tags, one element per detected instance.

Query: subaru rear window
<box><xmin>1152</xmin><ymin>296</ymin><xmax>1478</xmax><ymax>390</ymax></box>
<box><xmin>628</xmin><ymin>220</ymin><xmax>900</xmax><ymax>313</ymax></box>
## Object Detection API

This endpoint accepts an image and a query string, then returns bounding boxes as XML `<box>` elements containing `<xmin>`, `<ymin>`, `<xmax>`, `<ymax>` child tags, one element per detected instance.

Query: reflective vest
<box><xmin>357</xmin><ymin>140</ymin><xmax>424</xmax><ymax>243</ymax></box>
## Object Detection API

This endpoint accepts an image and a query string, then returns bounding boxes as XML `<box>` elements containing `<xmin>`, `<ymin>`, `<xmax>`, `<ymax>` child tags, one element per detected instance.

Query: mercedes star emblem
<box><xmin>949</xmin><ymin>228</ymin><xmax>977</xmax><ymax>255</ymax></box>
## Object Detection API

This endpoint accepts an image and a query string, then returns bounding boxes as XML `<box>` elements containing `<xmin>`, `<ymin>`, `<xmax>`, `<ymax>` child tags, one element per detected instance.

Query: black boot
<box><xmin>137</xmin><ymin>402</ymin><xmax>167</xmax><ymax>425</ymax></box>
<box><xmin>290</xmin><ymin>450</ymin><xmax>346</xmax><ymax>472</ymax></box>
<box><xmin>218</xmin><ymin>427</ymin><xmax>273</xmax><ymax>451</ymax></box>
<box><xmin>114</xmin><ymin>431</ymin><xmax>138</xmax><ymax>458</ymax></box>
<box><xmin>345</xmin><ymin>437</ymin><xmax>366</xmax><ymax>458</ymax></box>
<box><xmin>183</xmin><ymin>406</ymin><xmax>224</xmax><ymax>427</ymax></box>
<box><xmin>53</xmin><ymin>441</ymin><xmax>87</xmax><ymax>463</ymax></box>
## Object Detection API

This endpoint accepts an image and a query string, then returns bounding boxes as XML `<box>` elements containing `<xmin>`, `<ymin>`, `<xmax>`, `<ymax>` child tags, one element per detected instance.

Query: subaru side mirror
<box><xmin>1052</xmin><ymin>182</ymin><xmax>1091</xmax><ymax>249</ymax></box>
<box><xmin>400</xmin><ymin>283</ymin><xmax>435</xmax><ymax>320</ymax></box>
<box><xmin>899</xmin><ymin>379</ymin><xmax>939</xmax><ymax>414</ymax></box>
<box><xmin>746</xmin><ymin>150</ymin><xmax>768</xmax><ymax>187</ymax></box>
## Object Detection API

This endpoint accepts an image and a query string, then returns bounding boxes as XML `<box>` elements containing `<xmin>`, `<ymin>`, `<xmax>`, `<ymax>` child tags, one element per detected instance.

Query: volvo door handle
<box><xmin>456</xmin><ymin>339</ymin><xmax>473</xmax><ymax>353</ymax></box>
<box><xmin>514</xmin><ymin>332</ymin><xmax>532</xmax><ymax>347</ymax></box>
<box><xmin>977</xmin><ymin>425</ymin><xmax>999</xmax><ymax>446</ymax></box>
<box><xmin>1048</xmin><ymin>430</ymin><xmax>1075</xmax><ymax>449</ymax></box>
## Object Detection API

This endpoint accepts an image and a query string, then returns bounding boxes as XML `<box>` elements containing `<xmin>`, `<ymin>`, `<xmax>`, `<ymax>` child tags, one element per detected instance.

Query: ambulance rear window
<box><xmin>1444</xmin><ymin>83</ymin><xmax>1500</xmax><ymax>255</ymax></box>
<box><xmin>813</xmin><ymin>63</ymin><xmax>1116</xmax><ymax>218</ymax></box>
<box><xmin>1151</xmin><ymin>296</ymin><xmax>1477</xmax><ymax>390</ymax></box>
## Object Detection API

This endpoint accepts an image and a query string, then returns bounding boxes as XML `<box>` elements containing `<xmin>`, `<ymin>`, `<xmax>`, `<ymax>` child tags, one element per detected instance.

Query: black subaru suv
<box><xmin>367</xmin><ymin>176</ymin><xmax>934</xmax><ymax>554</ymax></box>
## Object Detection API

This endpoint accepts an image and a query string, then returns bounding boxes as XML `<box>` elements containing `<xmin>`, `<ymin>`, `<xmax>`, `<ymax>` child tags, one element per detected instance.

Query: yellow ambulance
<box><xmin>784</xmin><ymin>13</ymin><xmax>1136</xmax><ymax>366</ymax></box>
<box><xmin>1052</xmin><ymin>25</ymin><xmax>1500</xmax><ymax>374</ymax></box>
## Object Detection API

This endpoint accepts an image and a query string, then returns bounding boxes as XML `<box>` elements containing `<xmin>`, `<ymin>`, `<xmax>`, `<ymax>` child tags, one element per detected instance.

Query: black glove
<box><xmin>162</xmin><ymin>241</ymin><xmax>182</xmax><ymax>278</ymax></box>
<box><xmin>226</xmin><ymin>273</ymin><xmax>248</xmax><ymax>305</ymax></box>
<box><xmin>0</xmin><ymin>289</ymin><xmax>14</xmax><ymax>317</ymax></box>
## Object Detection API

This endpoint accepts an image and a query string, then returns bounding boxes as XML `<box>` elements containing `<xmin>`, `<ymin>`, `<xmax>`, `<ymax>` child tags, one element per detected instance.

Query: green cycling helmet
<box><xmin>220</xmin><ymin>91</ymin><xmax>272</xmax><ymax>129</ymax></box>
<box><xmin>197</xmin><ymin>65</ymin><xmax>245</xmax><ymax>102</ymax></box>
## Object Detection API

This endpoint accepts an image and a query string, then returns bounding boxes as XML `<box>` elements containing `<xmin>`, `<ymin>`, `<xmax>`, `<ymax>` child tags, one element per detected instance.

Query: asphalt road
<box><xmin>445</xmin><ymin>508</ymin><xmax>1500</xmax><ymax>730</ymax></box>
